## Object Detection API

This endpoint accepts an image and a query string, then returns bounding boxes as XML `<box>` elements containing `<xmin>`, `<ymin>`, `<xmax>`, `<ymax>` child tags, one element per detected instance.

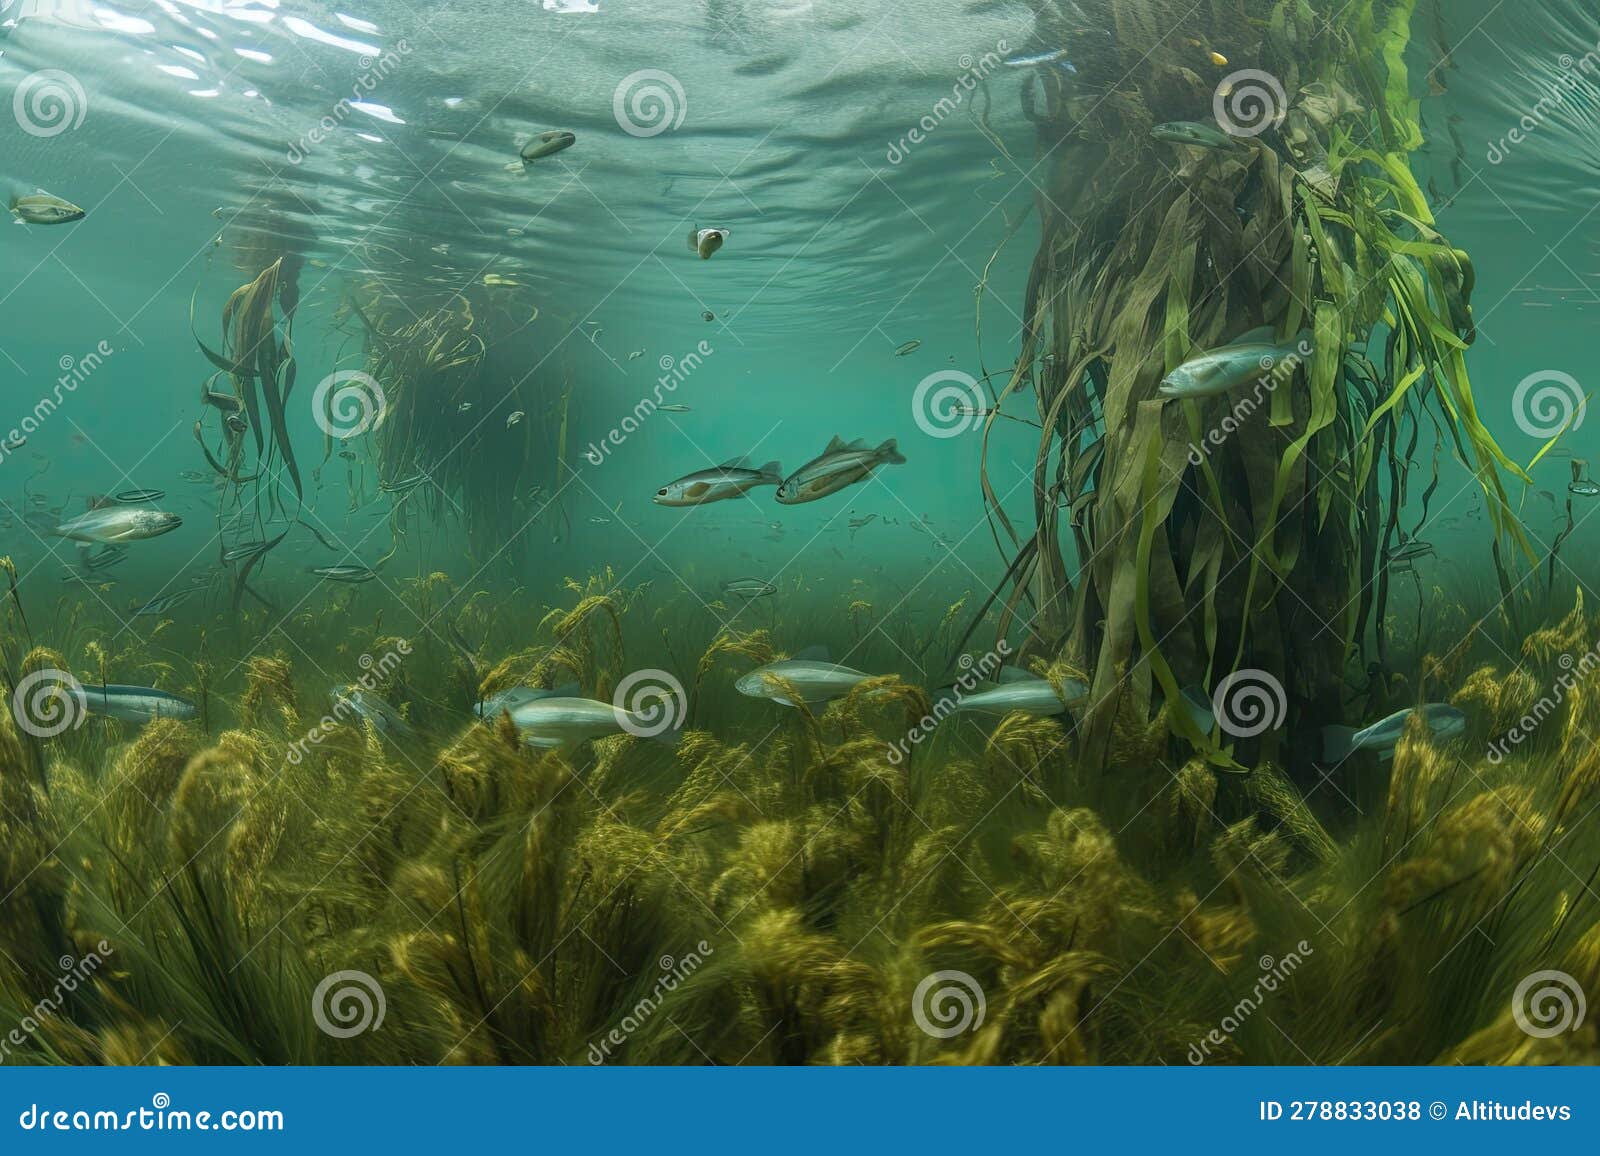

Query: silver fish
<box><xmin>77</xmin><ymin>684</ymin><xmax>197</xmax><ymax>723</ymax></box>
<box><xmin>54</xmin><ymin>507</ymin><xmax>182</xmax><ymax>544</ymax></box>
<box><xmin>658</xmin><ymin>404</ymin><xmax>691</xmax><ymax>413</ymax></box>
<box><xmin>931</xmin><ymin>668</ymin><xmax>1086</xmax><ymax>719</ymax></box>
<box><xmin>735</xmin><ymin>647</ymin><xmax>871</xmax><ymax>707</ymax></box>
<box><xmin>721</xmin><ymin>577</ymin><xmax>777</xmax><ymax>599</ymax></box>
<box><xmin>1321</xmin><ymin>704</ymin><xmax>1466</xmax><ymax>762</ymax></box>
<box><xmin>222</xmin><ymin>540</ymin><xmax>270</xmax><ymax>563</ymax></box>
<box><xmin>894</xmin><ymin>340</ymin><xmax>921</xmax><ymax>356</ymax></box>
<box><xmin>331</xmin><ymin>685</ymin><xmax>413</xmax><ymax>737</ymax></box>
<box><xmin>380</xmin><ymin>472</ymin><xmax>429</xmax><ymax>495</ymax></box>
<box><xmin>506</xmin><ymin>410</ymin><xmax>525</xmax><ymax>427</ymax></box>
<box><xmin>507</xmin><ymin>695</ymin><xmax>677</xmax><ymax>750</ymax></box>
<box><xmin>10</xmin><ymin>193</ymin><xmax>84</xmax><ymax>225</ymax></box>
<box><xmin>1151</xmin><ymin>121</ymin><xmax>1242</xmax><ymax>150</ymax></box>
<box><xmin>1158</xmin><ymin>329</ymin><xmax>1313</xmax><ymax>399</ymax></box>
<box><xmin>520</xmin><ymin>130</ymin><xmax>576</xmax><ymax>162</ymax></box>
<box><xmin>1389</xmin><ymin>539</ymin><xmax>1435</xmax><ymax>563</ymax></box>
<box><xmin>115</xmin><ymin>488</ymin><xmax>165</xmax><ymax>504</ymax></box>
<box><xmin>775</xmin><ymin>436</ymin><xmax>905</xmax><ymax>504</ymax></box>
<box><xmin>3</xmin><ymin>434</ymin><xmax>26</xmax><ymax>450</ymax></box>
<box><xmin>654</xmin><ymin>457</ymin><xmax>783</xmax><ymax>507</ymax></box>
<box><xmin>1570</xmin><ymin>479</ymin><xmax>1600</xmax><ymax>497</ymax></box>
<box><xmin>132</xmin><ymin>587</ymin><xmax>197</xmax><ymax>617</ymax></box>
<box><xmin>312</xmin><ymin>564</ymin><xmax>378</xmax><ymax>583</ymax></box>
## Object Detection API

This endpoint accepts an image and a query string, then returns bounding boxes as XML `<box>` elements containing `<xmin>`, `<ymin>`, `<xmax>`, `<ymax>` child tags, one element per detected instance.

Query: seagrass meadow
<box><xmin>2</xmin><ymin>0</ymin><xmax>1600</xmax><ymax>1068</ymax></box>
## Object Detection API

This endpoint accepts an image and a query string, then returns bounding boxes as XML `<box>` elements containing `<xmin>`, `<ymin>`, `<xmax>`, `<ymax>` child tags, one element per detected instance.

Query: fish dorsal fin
<box><xmin>791</xmin><ymin>644</ymin><xmax>830</xmax><ymax>662</ymax></box>
<box><xmin>995</xmin><ymin>666</ymin><xmax>1037</xmax><ymax>684</ymax></box>
<box><xmin>844</xmin><ymin>438</ymin><xmax>868</xmax><ymax>451</ymax></box>
<box><xmin>823</xmin><ymin>435</ymin><xmax>848</xmax><ymax>454</ymax></box>
<box><xmin>758</xmin><ymin>460</ymin><xmax>782</xmax><ymax>479</ymax></box>
<box><xmin>1225</xmin><ymin>325</ymin><xmax>1276</xmax><ymax>347</ymax></box>
<box><xmin>717</xmin><ymin>455</ymin><xmax>750</xmax><ymax>469</ymax></box>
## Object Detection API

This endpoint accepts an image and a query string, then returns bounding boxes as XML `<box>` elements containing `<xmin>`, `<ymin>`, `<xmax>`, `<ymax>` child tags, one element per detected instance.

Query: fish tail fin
<box><xmin>758</xmin><ymin>460</ymin><xmax>783</xmax><ymax>483</ymax></box>
<box><xmin>876</xmin><ymin>438</ymin><xmax>907</xmax><ymax>465</ymax></box>
<box><xmin>1321</xmin><ymin>725</ymin><xmax>1358</xmax><ymax>764</ymax></box>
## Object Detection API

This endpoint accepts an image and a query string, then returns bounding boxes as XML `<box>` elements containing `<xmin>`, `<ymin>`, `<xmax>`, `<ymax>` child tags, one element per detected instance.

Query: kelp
<box><xmin>983</xmin><ymin>0</ymin><xmax>1528</xmax><ymax>778</ymax></box>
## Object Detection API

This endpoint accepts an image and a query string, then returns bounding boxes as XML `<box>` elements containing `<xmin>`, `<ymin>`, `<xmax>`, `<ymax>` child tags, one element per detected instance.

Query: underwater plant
<box><xmin>976</xmin><ymin>0</ymin><xmax>1531</xmax><ymax>779</ymax></box>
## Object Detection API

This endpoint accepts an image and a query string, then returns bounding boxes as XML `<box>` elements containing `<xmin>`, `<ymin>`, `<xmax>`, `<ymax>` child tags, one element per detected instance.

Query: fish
<box><xmin>1321</xmin><ymin>704</ymin><xmax>1467</xmax><ymax>763</ymax></box>
<box><xmin>1158</xmin><ymin>329</ymin><xmax>1313</xmax><ymax>400</ymax></box>
<box><xmin>735</xmin><ymin>647</ymin><xmax>872</xmax><ymax>707</ymax></box>
<box><xmin>312</xmin><ymin>564</ymin><xmax>378</xmax><ymax>583</ymax></box>
<box><xmin>379</xmin><ymin>472</ymin><xmax>429</xmax><ymax>495</ymax></box>
<box><xmin>520</xmin><ymin>130</ymin><xmax>576</xmax><ymax>162</ymax></box>
<box><xmin>848</xmin><ymin>514</ymin><xmax>878</xmax><ymax>530</ymax></box>
<box><xmin>3</xmin><ymin>434</ymin><xmax>26</xmax><ymax>450</ymax></box>
<box><xmin>1569</xmin><ymin>479</ymin><xmax>1600</xmax><ymax>497</ymax></box>
<box><xmin>331</xmin><ymin>685</ymin><xmax>413</xmax><ymax>737</ymax></box>
<box><xmin>114</xmin><ymin>488</ymin><xmax>165</xmax><ymax>504</ymax></box>
<box><xmin>721</xmin><ymin>577</ymin><xmax>777</xmax><ymax>599</ymax></box>
<box><xmin>654</xmin><ymin>457</ymin><xmax>784</xmax><ymax>507</ymax></box>
<box><xmin>588</xmin><ymin>515</ymin><xmax>612</xmax><ymax>525</ymax></box>
<box><xmin>702</xmin><ymin>310</ymin><xmax>716</xmax><ymax>322</ymax></box>
<box><xmin>457</xmin><ymin>402</ymin><xmax>474</xmax><ymax>413</ymax></box>
<box><xmin>132</xmin><ymin>587</ymin><xmax>197</xmax><ymax>617</ymax></box>
<box><xmin>10</xmin><ymin>193</ymin><xmax>84</xmax><ymax>225</ymax></box>
<box><xmin>222</xmin><ymin>540</ymin><xmax>270</xmax><ymax>563</ymax></box>
<box><xmin>629</xmin><ymin>350</ymin><xmax>644</xmax><ymax>361</ymax></box>
<box><xmin>1002</xmin><ymin>47</ymin><xmax>1076</xmax><ymax>72</ymax></box>
<box><xmin>1388</xmin><ymin>539</ymin><xmax>1435</xmax><ymax>563</ymax></box>
<box><xmin>53</xmin><ymin>507</ymin><xmax>182</xmax><ymax>544</ymax></box>
<box><xmin>894</xmin><ymin>340</ymin><xmax>922</xmax><ymax>356</ymax></box>
<box><xmin>1151</xmin><ymin>121</ymin><xmax>1242</xmax><ymax>150</ymax></box>
<box><xmin>507</xmin><ymin>695</ymin><xmax>679</xmax><ymax>750</ymax></box>
<box><xmin>930</xmin><ymin>667</ymin><xmax>1087</xmax><ymax>719</ymax></box>
<box><xmin>79</xmin><ymin>545</ymin><xmax>127</xmax><ymax>571</ymax></box>
<box><xmin>689</xmin><ymin>226</ymin><xmax>729</xmax><ymax>260</ymax></box>
<box><xmin>506</xmin><ymin>410</ymin><xmax>525</xmax><ymax>427</ymax></box>
<box><xmin>776</xmin><ymin>436</ymin><xmax>906</xmax><ymax>504</ymax></box>
<box><xmin>76</xmin><ymin>684</ymin><xmax>198</xmax><ymax>724</ymax></box>
<box><xmin>180</xmin><ymin>470</ymin><xmax>210</xmax><ymax>483</ymax></box>
<box><xmin>473</xmin><ymin>682</ymin><xmax>578</xmax><ymax>720</ymax></box>
<box><xmin>658</xmin><ymin>404</ymin><xmax>691</xmax><ymax>413</ymax></box>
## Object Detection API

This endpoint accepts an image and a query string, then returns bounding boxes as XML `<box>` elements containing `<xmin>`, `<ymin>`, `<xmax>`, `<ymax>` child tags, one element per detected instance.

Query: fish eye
<box><xmin>656</xmin><ymin>488</ymin><xmax>668</xmax><ymax>496</ymax></box>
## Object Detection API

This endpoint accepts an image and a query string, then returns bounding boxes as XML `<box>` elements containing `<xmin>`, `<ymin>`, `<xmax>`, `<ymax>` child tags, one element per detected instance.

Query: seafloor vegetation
<box><xmin>0</xmin><ymin>572</ymin><xmax>1596</xmax><ymax>1065</ymax></box>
